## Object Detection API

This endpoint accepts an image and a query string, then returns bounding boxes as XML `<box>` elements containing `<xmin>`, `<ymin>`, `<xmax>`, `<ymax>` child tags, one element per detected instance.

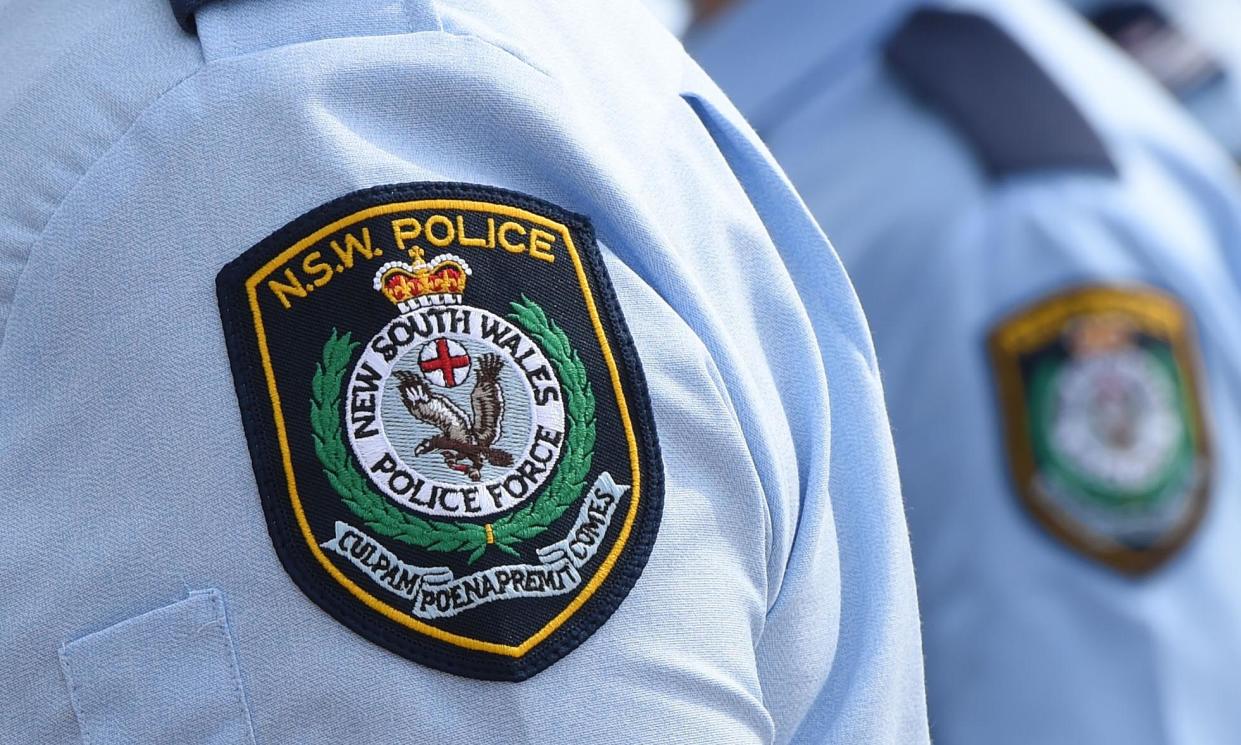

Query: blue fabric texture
<box><xmin>59</xmin><ymin>590</ymin><xmax>257</xmax><ymax>745</ymax></box>
<box><xmin>691</xmin><ymin>0</ymin><xmax>1241</xmax><ymax>743</ymax></box>
<box><xmin>0</xmin><ymin>0</ymin><xmax>927</xmax><ymax>743</ymax></box>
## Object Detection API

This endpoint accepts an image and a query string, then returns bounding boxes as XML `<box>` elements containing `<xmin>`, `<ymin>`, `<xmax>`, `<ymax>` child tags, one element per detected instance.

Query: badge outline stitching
<box><xmin>217</xmin><ymin>182</ymin><xmax>664</xmax><ymax>679</ymax></box>
<box><xmin>988</xmin><ymin>283</ymin><xmax>1212</xmax><ymax>574</ymax></box>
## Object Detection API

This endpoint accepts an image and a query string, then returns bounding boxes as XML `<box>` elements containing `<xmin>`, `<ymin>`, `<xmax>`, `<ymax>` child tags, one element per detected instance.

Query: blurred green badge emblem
<box><xmin>990</xmin><ymin>286</ymin><xmax>1211</xmax><ymax>573</ymax></box>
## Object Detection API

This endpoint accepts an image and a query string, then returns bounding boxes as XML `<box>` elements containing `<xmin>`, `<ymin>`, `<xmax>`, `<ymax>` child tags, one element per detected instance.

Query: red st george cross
<box><xmin>419</xmin><ymin>338</ymin><xmax>471</xmax><ymax>387</ymax></box>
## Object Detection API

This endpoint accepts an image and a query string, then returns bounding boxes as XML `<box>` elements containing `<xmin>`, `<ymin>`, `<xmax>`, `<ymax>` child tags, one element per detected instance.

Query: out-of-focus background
<box><xmin>649</xmin><ymin>1</ymin><xmax>1241</xmax><ymax>744</ymax></box>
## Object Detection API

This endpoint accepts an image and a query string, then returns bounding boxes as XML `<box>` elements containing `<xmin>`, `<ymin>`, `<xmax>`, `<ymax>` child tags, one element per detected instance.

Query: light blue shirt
<box><xmin>1068</xmin><ymin>0</ymin><xmax>1241</xmax><ymax>160</ymax></box>
<box><xmin>0</xmin><ymin>1</ymin><xmax>927</xmax><ymax>743</ymax></box>
<box><xmin>691</xmin><ymin>1</ymin><xmax>1241</xmax><ymax>743</ymax></box>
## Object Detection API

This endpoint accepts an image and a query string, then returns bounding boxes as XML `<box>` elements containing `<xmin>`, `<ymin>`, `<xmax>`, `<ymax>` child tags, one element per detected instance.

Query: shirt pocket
<box><xmin>59</xmin><ymin>589</ymin><xmax>257</xmax><ymax>745</ymax></box>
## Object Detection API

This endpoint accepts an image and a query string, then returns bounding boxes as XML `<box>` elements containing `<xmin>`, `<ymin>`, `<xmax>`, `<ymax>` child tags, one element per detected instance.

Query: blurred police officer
<box><xmin>688</xmin><ymin>0</ymin><xmax>1241</xmax><ymax>743</ymax></box>
<box><xmin>1068</xmin><ymin>0</ymin><xmax>1241</xmax><ymax>160</ymax></box>
<box><xmin>0</xmin><ymin>0</ymin><xmax>928</xmax><ymax>742</ymax></box>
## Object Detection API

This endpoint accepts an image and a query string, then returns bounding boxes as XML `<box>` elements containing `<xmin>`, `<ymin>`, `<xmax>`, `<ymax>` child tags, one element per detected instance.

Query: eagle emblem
<box><xmin>394</xmin><ymin>353</ymin><xmax>514</xmax><ymax>482</ymax></box>
<box><xmin>339</xmin><ymin>254</ymin><xmax>570</xmax><ymax>521</ymax></box>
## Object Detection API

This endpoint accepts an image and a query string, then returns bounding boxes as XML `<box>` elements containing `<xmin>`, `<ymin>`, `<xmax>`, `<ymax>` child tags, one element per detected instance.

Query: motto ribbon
<box><xmin>322</xmin><ymin>472</ymin><xmax>629</xmax><ymax>619</ymax></box>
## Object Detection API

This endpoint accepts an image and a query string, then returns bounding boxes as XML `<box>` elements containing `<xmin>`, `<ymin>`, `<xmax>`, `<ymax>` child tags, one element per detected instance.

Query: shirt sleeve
<box><xmin>678</xmin><ymin>71</ymin><xmax>929</xmax><ymax>745</ymax></box>
<box><xmin>0</xmin><ymin>2</ymin><xmax>928</xmax><ymax>744</ymax></box>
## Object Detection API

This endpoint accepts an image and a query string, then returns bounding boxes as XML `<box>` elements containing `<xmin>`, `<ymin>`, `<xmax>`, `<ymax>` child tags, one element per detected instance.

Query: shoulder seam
<box><xmin>0</xmin><ymin>61</ymin><xmax>207</xmax><ymax>352</ymax></box>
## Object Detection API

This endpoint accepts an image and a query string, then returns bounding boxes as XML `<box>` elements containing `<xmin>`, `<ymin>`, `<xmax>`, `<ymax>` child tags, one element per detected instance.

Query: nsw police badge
<box><xmin>989</xmin><ymin>286</ymin><xmax>1211</xmax><ymax>574</ymax></box>
<box><xmin>217</xmin><ymin>183</ymin><xmax>662</xmax><ymax>680</ymax></box>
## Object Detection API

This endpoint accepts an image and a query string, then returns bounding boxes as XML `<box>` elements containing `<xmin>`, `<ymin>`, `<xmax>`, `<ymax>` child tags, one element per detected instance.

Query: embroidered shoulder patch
<box><xmin>989</xmin><ymin>285</ymin><xmax>1211</xmax><ymax>574</ymax></box>
<box><xmin>217</xmin><ymin>183</ymin><xmax>662</xmax><ymax>680</ymax></box>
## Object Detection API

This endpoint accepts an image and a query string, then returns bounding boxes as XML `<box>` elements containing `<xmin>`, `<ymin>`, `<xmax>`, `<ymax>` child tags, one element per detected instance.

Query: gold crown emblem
<box><xmin>373</xmin><ymin>254</ymin><xmax>472</xmax><ymax>313</ymax></box>
<box><xmin>1067</xmin><ymin>314</ymin><xmax>1136</xmax><ymax>357</ymax></box>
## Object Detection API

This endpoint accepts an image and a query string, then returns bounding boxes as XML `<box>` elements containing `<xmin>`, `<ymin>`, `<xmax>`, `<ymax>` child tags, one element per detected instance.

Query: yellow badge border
<box><xmin>244</xmin><ymin>199</ymin><xmax>642</xmax><ymax>656</ymax></box>
<box><xmin>989</xmin><ymin>284</ymin><xmax>1212</xmax><ymax>574</ymax></box>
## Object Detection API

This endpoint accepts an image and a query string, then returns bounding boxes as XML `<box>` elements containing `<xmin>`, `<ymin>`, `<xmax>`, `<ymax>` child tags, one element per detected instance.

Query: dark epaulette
<box><xmin>169</xmin><ymin>0</ymin><xmax>209</xmax><ymax>33</ymax></box>
<box><xmin>884</xmin><ymin>8</ymin><xmax>1118</xmax><ymax>179</ymax></box>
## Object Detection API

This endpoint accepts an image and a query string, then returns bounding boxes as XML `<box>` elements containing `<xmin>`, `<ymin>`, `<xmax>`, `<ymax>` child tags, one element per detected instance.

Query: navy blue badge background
<box><xmin>217</xmin><ymin>182</ymin><xmax>663</xmax><ymax>681</ymax></box>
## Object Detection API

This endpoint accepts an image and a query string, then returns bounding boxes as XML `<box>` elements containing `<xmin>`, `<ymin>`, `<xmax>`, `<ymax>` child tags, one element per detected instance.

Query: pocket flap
<box><xmin>59</xmin><ymin>589</ymin><xmax>257</xmax><ymax>745</ymax></box>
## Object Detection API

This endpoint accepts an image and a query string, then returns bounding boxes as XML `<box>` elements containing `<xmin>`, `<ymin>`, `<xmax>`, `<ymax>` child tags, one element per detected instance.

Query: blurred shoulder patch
<box><xmin>216</xmin><ymin>182</ymin><xmax>662</xmax><ymax>680</ymax></box>
<box><xmin>989</xmin><ymin>286</ymin><xmax>1210</xmax><ymax>574</ymax></box>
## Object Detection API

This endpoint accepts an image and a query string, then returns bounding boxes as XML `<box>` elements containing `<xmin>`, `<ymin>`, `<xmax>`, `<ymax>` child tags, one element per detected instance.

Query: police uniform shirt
<box><xmin>0</xmin><ymin>0</ymin><xmax>928</xmax><ymax>743</ymax></box>
<box><xmin>689</xmin><ymin>0</ymin><xmax>1241</xmax><ymax>743</ymax></box>
<box><xmin>1068</xmin><ymin>0</ymin><xmax>1241</xmax><ymax>161</ymax></box>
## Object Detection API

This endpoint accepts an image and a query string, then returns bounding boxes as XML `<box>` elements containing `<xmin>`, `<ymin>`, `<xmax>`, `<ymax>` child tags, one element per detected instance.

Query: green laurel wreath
<box><xmin>310</xmin><ymin>297</ymin><xmax>596</xmax><ymax>564</ymax></box>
